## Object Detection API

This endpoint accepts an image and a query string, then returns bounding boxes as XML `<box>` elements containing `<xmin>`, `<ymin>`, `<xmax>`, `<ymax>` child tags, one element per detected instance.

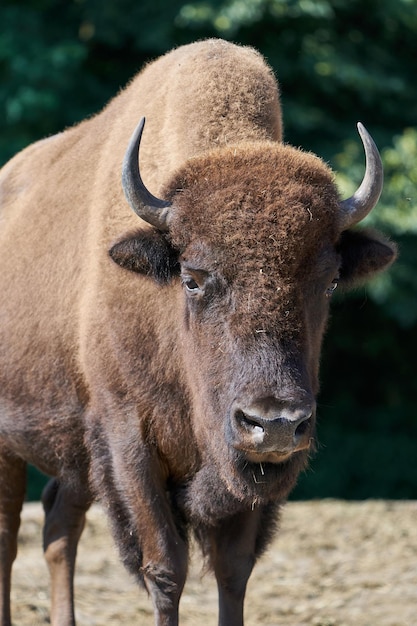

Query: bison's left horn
<box><xmin>122</xmin><ymin>117</ymin><xmax>172</xmax><ymax>231</ymax></box>
<box><xmin>338</xmin><ymin>122</ymin><xmax>383</xmax><ymax>230</ymax></box>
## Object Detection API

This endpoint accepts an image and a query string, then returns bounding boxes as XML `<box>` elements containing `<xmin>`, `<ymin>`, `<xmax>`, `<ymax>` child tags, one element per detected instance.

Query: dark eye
<box><xmin>325</xmin><ymin>278</ymin><xmax>339</xmax><ymax>298</ymax></box>
<box><xmin>182</xmin><ymin>275</ymin><xmax>202</xmax><ymax>294</ymax></box>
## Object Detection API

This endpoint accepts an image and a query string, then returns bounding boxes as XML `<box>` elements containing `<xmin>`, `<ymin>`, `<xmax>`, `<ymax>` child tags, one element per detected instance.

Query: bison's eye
<box><xmin>181</xmin><ymin>267</ymin><xmax>210</xmax><ymax>297</ymax></box>
<box><xmin>325</xmin><ymin>278</ymin><xmax>339</xmax><ymax>298</ymax></box>
<box><xmin>181</xmin><ymin>272</ymin><xmax>206</xmax><ymax>295</ymax></box>
<box><xmin>183</xmin><ymin>277</ymin><xmax>200</xmax><ymax>293</ymax></box>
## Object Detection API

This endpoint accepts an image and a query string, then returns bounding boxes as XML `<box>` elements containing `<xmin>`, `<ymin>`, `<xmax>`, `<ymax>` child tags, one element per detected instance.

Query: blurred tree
<box><xmin>1</xmin><ymin>0</ymin><xmax>416</xmax><ymax>499</ymax></box>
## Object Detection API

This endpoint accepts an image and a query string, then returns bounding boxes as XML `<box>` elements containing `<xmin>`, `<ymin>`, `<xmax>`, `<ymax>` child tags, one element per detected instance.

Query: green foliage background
<box><xmin>1</xmin><ymin>0</ymin><xmax>416</xmax><ymax>500</ymax></box>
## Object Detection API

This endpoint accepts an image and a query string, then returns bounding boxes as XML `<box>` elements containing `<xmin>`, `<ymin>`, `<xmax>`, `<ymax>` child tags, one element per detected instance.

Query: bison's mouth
<box><xmin>240</xmin><ymin>449</ymin><xmax>295</xmax><ymax>464</ymax></box>
<box><xmin>224</xmin><ymin>445</ymin><xmax>312</xmax><ymax>504</ymax></box>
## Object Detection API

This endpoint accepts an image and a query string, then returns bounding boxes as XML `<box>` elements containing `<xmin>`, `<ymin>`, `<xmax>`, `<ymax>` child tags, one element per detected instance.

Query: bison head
<box><xmin>110</xmin><ymin>119</ymin><xmax>395</xmax><ymax>519</ymax></box>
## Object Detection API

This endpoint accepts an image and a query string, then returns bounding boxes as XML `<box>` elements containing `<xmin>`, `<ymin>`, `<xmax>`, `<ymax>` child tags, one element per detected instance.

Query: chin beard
<box><xmin>175</xmin><ymin>446</ymin><xmax>310</xmax><ymax>526</ymax></box>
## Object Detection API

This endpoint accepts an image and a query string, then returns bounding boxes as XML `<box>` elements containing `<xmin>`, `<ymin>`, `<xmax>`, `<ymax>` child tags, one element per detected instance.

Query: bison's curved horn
<box><xmin>122</xmin><ymin>117</ymin><xmax>172</xmax><ymax>231</ymax></box>
<box><xmin>338</xmin><ymin>122</ymin><xmax>383</xmax><ymax>230</ymax></box>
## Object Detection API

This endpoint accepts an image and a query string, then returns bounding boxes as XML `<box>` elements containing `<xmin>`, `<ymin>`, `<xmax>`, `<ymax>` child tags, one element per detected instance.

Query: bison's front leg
<box><xmin>113</xmin><ymin>466</ymin><xmax>188</xmax><ymax>626</ymax></box>
<box><xmin>91</xmin><ymin>431</ymin><xmax>188</xmax><ymax>626</ymax></box>
<box><xmin>205</xmin><ymin>505</ymin><xmax>279</xmax><ymax>626</ymax></box>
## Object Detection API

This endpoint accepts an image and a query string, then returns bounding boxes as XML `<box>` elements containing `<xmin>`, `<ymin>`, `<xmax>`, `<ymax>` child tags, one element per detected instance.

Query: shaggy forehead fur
<box><xmin>166</xmin><ymin>141</ymin><xmax>341</xmax><ymax>332</ymax></box>
<box><xmin>168</xmin><ymin>141</ymin><xmax>340</xmax><ymax>259</ymax></box>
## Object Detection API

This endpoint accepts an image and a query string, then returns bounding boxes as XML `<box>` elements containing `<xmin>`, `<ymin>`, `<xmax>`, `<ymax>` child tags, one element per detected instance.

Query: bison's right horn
<box><xmin>122</xmin><ymin>118</ymin><xmax>172</xmax><ymax>231</ymax></box>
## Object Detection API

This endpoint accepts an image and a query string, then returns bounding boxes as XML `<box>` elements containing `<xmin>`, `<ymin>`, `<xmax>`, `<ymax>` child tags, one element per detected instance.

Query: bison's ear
<box><xmin>109</xmin><ymin>230</ymin><xmax>179</xmax><ymax>284</ymax></box>
<box><xmin>338</xmin><ymin>228</ymin><xmax>397</xmax><ymax>288</ymax></box>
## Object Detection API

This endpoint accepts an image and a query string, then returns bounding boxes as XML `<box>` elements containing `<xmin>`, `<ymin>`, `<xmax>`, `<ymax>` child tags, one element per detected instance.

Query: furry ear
<box><xmin>338</xmin><ymin>228</ymin><xmax>397</xmax><ymax>288</ymax></box>
<box><xmin>109</xmin><ymin>229</ymin><xmax>179</xmax><ymax>284</ymax></box>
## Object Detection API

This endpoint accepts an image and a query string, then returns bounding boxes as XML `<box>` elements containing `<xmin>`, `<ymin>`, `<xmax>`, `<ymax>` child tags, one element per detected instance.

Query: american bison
<box><xmin>0</xmin><ymin>39</ymin><xmax>395</xmax><ymax>626</ymax></box>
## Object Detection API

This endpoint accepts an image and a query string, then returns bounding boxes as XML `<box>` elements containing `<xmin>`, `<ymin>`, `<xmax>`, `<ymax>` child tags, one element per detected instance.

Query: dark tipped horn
<box><xmin>122</xmin><ymin>118</ymin><xmax>172</xmax><ymax>231</ymax></box>
<box><xmin>338</xmin><ymin>123</ymin><xmax>383</xmax><ymax>230</ymax></box>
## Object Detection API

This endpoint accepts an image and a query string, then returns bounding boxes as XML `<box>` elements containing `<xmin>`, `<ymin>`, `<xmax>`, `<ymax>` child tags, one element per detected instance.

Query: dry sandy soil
<box><xmin>11</xmin><ymin>500</ymin><xmax>417</xmax><ymax>625</ymax></box>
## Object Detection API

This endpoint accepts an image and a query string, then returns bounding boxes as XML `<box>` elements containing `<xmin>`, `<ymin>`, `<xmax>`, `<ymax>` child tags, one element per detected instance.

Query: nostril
<box><xmin>235</xmin><ymin>409</ymin><xmax>265</xmax><ymax>435</ymax></box>
<box><xmin>294</xmin><ymin>416</ymin><xmax>310</xmax><ymax>439</ymax></box>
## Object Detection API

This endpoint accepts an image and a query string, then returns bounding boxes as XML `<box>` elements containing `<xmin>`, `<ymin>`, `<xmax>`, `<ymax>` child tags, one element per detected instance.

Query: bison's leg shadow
<box><xmin>42</xmin><ymin>478</ymin><xmax>92</xmax><ymax>626</ymax></box>
<box><xmin>0</xmin><ymin>446</ymin><xmax>26</xmax><ymax>626</ymax></box>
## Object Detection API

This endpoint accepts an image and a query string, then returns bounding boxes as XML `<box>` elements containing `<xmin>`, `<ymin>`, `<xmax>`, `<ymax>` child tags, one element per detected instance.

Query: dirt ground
<box><xmin>11</xmin><ymin>499</ymin><xmax>417</xmax><ymax>625</ymax></box>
